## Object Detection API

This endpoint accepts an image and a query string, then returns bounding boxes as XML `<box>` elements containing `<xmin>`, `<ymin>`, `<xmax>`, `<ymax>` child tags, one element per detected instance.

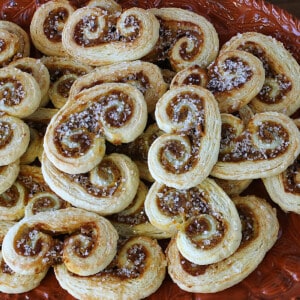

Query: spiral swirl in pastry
<box><xmin>41</xmin><ymin>56</ymin><xmax>93</xmax><ymax>109</ymax></box>
<box><xmin>2</xmin><ymin>207</ymin><xmax>118</xmax><ymax>276</ymax></box>
<box><xmin>9</xmin><ymin>57</ymin><xmax>50</xmax><ymax>107</ymax></box>
<box><xmin>148</xmin><ymin>86</ymin><xmax>221</xmax><ymax>189</ymax></box>
<box><xmin>0</xmin><ymin>67</ymin><xmax>41</xmax><ymax>118</ymax></box>
<box><xmin>44</xmin><ymin>82</ymin><xmax>147</xmax><ymax>174</ymax></box>
<box><xmin>30</xmin><ymin>0</ymin><xmax>75</xmax><ymax>57</ymax></box>
<box><xmin>0</xmin><ymin>20</ymin><xmax>30</xmax><ymax>63</ymax></box>
<box><xmin>262</xmin><ymin>119</ymin><xmax>300</xmax><ymax>213</ymax></box>
<box><xmin>0</xmin><ymin>220</ymin><xmax>48</xmax><ymax>294</ymax></box>
<box><xmin>220</xmin><ymin>32</ymin><xmax>300</xmax><ymax>116</ymax></box>
<box><xmin>167</xmin><ymin>195</ymin><xmax>279</xmax><ymax>293</ymax></box>
<box><xmin>145</xmin><ymin>8</ymin><xmax>219</xmax><ymax>71</ymax></box>
<box><xmin>211</xmin><ymin>112</ymin><xmax>300</xmax><ymax>180</ymax></box>
<box><xmin>42</xmin><ymin>152</ymin><xmax>140</xmax><ymax>215</ymax></box>
<box><xmin>207</xmin><ymin>50</ymin><xmax>265</xmax><ymax>113</ymax></box>
<box><xmin>69</xmin><ymin>60</ymin><xmax>168</xmax><ymax>113</ymax></box>
<box><xmin>0</xmin><ymin>114</ymin><xmax>30</xmax><ymax>166</ymax></box>
<box><xmin>145</xmin><ymin>178</ymin><xmax>242</xmax><ymax>265</ymax></box>
<box><xmin>0</xmin><ymin>160</ymin><xmax>19</xmax><ymax>195</ymax></box>
<box><xmin>110</xmin><ymin>180</ymin><xmax>171</xmax><ymax>239</ymax></box>
<box><xmin>62</xmin><ymin>6</ymin><xmax>159</xmax><ymax>66</ymax></box>
<box><xmin>170</xmin><ymin>64</ymin><xmax>208</xmax><ymax>89</ymax></box>
<box><xmin>55</xmin><ymin>236</ymin><xmax>166</xmax><ymax>300</ymax></box>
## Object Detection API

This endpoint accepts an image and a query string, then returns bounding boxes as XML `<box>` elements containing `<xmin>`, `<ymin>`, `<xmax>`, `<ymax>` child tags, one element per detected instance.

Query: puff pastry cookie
<box><xmin>55</xmin><ymin>236</ymin><xmax>166</xmax><ymax>300</ymax></box>
<box><xmin>42</xmin><ymin>152</ymin><xmax>140</xmax><ymax>215</ymax></box>
<box><xmin>44</xmin><ymin>82</ymin><xmax>147</xmax><ymax>174</ymax></box>
<box><xmin>148</xmin><ymin>86</ymin><xmax>221</xmax><ymax>189</ymax></box>
<box><xmin>0</xmin><ymin>160</ymin><xmax>19</xmax><ymax>195</ymax></box>
<box><xmin>211</xmin><ymin>112</ymin><xmax>300</xmax><ymax>180</ymax></box>
<box><xmin>62</xmin><ymin>5</ymin><xmax>159</xmax><ymax>66</ymax></box>
<box><xmin>167</xmin><ymin>195</ymin><xmax>279</xmax><ymax>293</ymax></box>
<box><xmin>2</xmin><ymin>207</ymin><xmax>118</xmax><ymax>276</ymax></box>
<box><xmin>221</xmin><ymin>32</ymin><xmax>300</xmax><ymax>116</ymax></box>
<box><xmin>145</xmin><ymin>178</ymin><xmax>242</xmax><ymax>265</ymax></box>
<box><xmin>145</xmin><ymin>8</ymin><xmax>219</xmax><ymax>71</ymax></box>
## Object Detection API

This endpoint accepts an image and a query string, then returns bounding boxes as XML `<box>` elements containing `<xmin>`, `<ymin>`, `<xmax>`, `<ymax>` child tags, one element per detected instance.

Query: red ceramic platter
<box><xmin>0</xmin><ymin>0</ymin><xmax>300</xmax><ymax>299</ymax></box>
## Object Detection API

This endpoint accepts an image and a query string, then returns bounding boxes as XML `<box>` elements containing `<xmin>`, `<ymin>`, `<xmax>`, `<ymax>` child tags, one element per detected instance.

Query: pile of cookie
<box><xmin>0</xmin><ymin>0</ymin><xmax>299</xmax><ymax>299</ymax></box>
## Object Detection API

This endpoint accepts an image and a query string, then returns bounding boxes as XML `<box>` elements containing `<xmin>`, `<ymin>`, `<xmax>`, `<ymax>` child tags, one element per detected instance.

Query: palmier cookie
<box><xmin>145</xmin><ymin>178</ymin><xmax>242</xmax><ymax>265</ymax></box>
<box><xmin>207</xmin><ymin>50</ymin><xmax>265</xmax><ymax>113</ymax></box>
<box><xmin>44</xmin><ymin>82</ymin><xmax>147</xmax><ymax>174</ymax></box>
<box><xmin>0</xmin><ymin>20</ymin><xmax>30</xmax><ymax>63</ymax></box>
<box><xmin>41</xmin><ymin>56</ymin><xmax>93</xmax><ymax>109</ymax></box>
<box><xmin>110</xmin><ymin>180</ymin><xmax>172</xmax><ymax>239</ymax></box>
<box><xmin>148</xmin><ymin>86</ymin><xmax>221</xmax><ymax>189</ymax></box>
<box><xmin>0</xmin><ymin>220</ymin><xmax>48</xmax><ymax>294</ymax></box>
<box><xmin>0</xmin><ymin>115</ymin><xmax>30</xmax><ymax>166</ymax></box>
<box><xmin>69</xmin><ymin>60</ymin><xmax>168</xmax><ymax>113</ymax></box>
<box><xmin>220</xmin><ymin>32</ymin><xmax>300</xmax><ymax>116</ymax></box>
<box><xmin>167</xmin><ymin>195</ymin><xmax>279</xmax><ymax>293</ymax></box>
<box><xmin>30</xmin><ymin>0</ymin><xmax>75</xmax><ymax>57</ymax></box>
<box><xmin>62</xmin><ymin>5</ymin><xmax>159</xmax><ymax>66</ymax></box>
<box><xmin>262</xmin><ymin>119</ymin><xmax>300</xmax><ymax>213</ymax></box>
<box><xmin>0</xmin><ymin>67</ymin><xmax>41</xmax><ymax>118</ymax></box>
<box><xmin>0</xmin><ymin>160</ymin><xmax>19</xmax><ymax>195</ymax></box>
<box><xmin>9</xmin><ymin>57</ymin><xmax>50</xmax><ymax>107</ymax></box>
<box><xmin>42</xmin><ymin>152</ymin><xmax>140</xmax><ymax>215</ymax></box>
<box><xmin>2</xmin><ymin>207</ymin><xmax>118</xmax><ymax>276</ymax></box>
<box><xmin>145</xmin><ymin>8</ymin><xmax>219</xmax><ymax>71</ymax></box>
<box><xmin>211</xmin><ymin>112</ymin><xmax>300</xmax><ymax>180</ymax></box>
<box><xmin>55</xmin><ymin>236</ymin><xmax>166</xmax><ymax>300</ymax></box>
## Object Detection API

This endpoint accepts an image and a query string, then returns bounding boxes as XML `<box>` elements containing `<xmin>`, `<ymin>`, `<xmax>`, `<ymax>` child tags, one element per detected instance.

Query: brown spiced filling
<box><xmin>0</xmin><ymin>185</ymin><xmax>19</xmax><ymax>208</ymax></box>
<box><xmin>0</xmin><ymin>121</ymin><xmax>12</xmax><ymax>148</ymax></box>
<box><xmin>0</xmin><ymin>78</ymin><xmax>25</xmax><ymax>106</ymax></box>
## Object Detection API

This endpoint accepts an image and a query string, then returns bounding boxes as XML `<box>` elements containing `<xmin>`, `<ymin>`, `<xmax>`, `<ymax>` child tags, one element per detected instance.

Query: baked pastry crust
<box><xmin>54</xmin><ymin>236</ymin><xmax>166</xmax><ymax>300</ymax></box>
<box><xmin>220</xmin><ymin>32</ymin><xmax>300</xmax><ymax>116</ymax></box>
<box><xmin>167</xmin><ymin>195</ymin><xmax>279</xmax><ymax>293</ymax></box>
<box><xmin>0</xmin><ymin>160</ymin><xmax>19</xmax><ymax>195</ymax></box>
<box><xmin>145</xmin><ymin>178</ymin><xmax>242</xmax><ymax>265</ymax></box>
<box><xmin>62</xmin><ymin>6</ymin><xmax>159</xmax><ymax>66</ymax></box>
<box><xmin>148</xmin><ymin>85</ymin><xmax>221</xmax><ymax>189</ymax></box>
<box><xmin>2</xmin><ymin>207</ymin><xmax>118</xmax><ymax>276</ymax></box>
<box><xmin>44</xmin><ymin>82</ymin><xmax>147</xmax><ymax>174</ymax></box>
<box><xmin>145</xmin><ymin>8</ymin><xmax>219</xmax><ymax>71</ymax></box>
<box><xmin>207</xmin><ymin>50</ymin><xmax>265</xmax><ymax>113</ymax></box>
<box><xmin>69</xmin><ymin>60</ymin><xmax>168</xmax><ymax>113</ymax></box>
<box><xmin>211</xmin><ymin>112</ymin><xmax>300</xmax><ymax>180</ymax></box>
<box><xmin>42</xmin><ymin>152</ymin><xmax>140</xmax><ymax>215</ymax></box>
<box><xmin>0</xmin><ymin>67</ymin><xmax>41</xmax><ymax>118</ymax></box>
<box><xmin>30</xmin><ymin>0</ymin><xmax>75</xmax><ymax>57</ymax></box>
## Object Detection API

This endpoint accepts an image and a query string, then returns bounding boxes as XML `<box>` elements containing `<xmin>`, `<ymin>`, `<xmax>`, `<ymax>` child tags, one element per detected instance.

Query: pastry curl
<box><xmin>213</xmin><ymin>177</ymin><xmax>252</xmax><ymax>197</ymax></box>
<box><xmin>0</xmin><ymin>115</ymin><xmax>30</xmax><ymax>166</ymax></box>
<box><xmin>30</xmin><ymin>0</ymin><xmax>75</xmax><ymax>57</ymax></box>
<box><xmin>167</xmin><ymin>195</ymin><xmax>279</xmax><ymax>293</ymax></box>
<box><xmin>220</xmin><ymin>32</ymin><xmax>300</xmax><ymax>116</ymax></box>
<box><xmin>54</xmin><ymin>236</ymin><xmax>166</xmax><ymax>300</ymax></box>
<box><xmin>170</xmin><ymin>64</ymin><xmax>208</xmax><ymax>89</ymax></box>
<box><xmin>145</xmin><ymin>8</ymin><xmax>219</xmax><ymax>71</ymax></box>
<box><xmin>9</xmin><ymin>57</ymin><xmax>50</xmax><ymax>107</ymax></box>
<box><xmin>2</xmin><ymin>207</ymin><xmax>118</xmax><ymax>276</ymax></box>
<box><xmin>42</xmin><ymin>152</ymin><xmax>140</xmax><ymax>215</ymax></box>
<box><xmin>0</xmin><ymin>29</ymin><xmax>19</xmax><ymax>67</ymax></box>
<box><xmin>0</xmin><ymin>160</ymin><xmax>19</xmax><ymax>195</ymax></box>
<box><xmin>69</xmin><ymin>60</ymin><xmax>168</xmax><ymax>113</ymax></box>
<box><xmin>62</xmin><ymin>6</ymin><xmax>159</xmax><ymax>66</ymax></box>
<box><xmin>110</xmin><ymin>181</ymin><xmax>171</xmax><ymax>239</ymax></box>
<box><xmin>44</xmin><ymin>82</ymin><xmax>147</xmax><ymax>174</ymax></box>
<box><xmin>41</xmin><ymin>56</ymin><xmax>93</xmax><ymax>109</ymax></box>
<box><xmin>207</xmin><ymin>50</ymin><xmax>265</xmax><ymax>113</ymax></box>
<box><xmin>0</xmin><ymin>20</ymin><xmax>30</xmax><ymax>62</ymax></box>
<box><xmin>262</xmin><ymin>119</ymin><xmax>300</xmax><ymax>213</ymax></box>
<box><xmin>211</xmin><ymin>112</ymin><xmax>300</xmax><ymax>180</ymax></box>
<box><xmin>148</xmin><ymin>86</ymin><xmax>221</xmax><ymax>189</ymax></box>
<box><xmin>145</xmin><ymin>178</ymin><xmax>242</xmax><ymax>265</ymax></box>
<box><xmin>0</xmin><ymin>220</ymin><xmax>48</xmax><ymax>294</ymax></box>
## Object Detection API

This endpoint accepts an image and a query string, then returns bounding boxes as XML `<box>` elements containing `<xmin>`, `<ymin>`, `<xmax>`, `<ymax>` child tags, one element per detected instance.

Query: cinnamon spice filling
<box><xmin>179</xmin><ymin>253</ymin><xmax>209</xmax><ymax>276</ymax></box>
<box><xmin>0</xmin><ymin>38</ymin><xmax>7</xmax><ymax>52</ymax></box>
<box><xmin>46</xmin><ymin>66</ymin><xmax>88</xmax><ymax>82</ymax></box>
<box><xmin>31</xmin><ymin>196</ymin><xmax>62</xmax><ymax>215</ymax></box>
<box><xmin>0</xmin><ymin>121</ymin><xmax>12</xmax><ymax>148</ymax></box>
<box><xmin>282</xmin><ymin>156</ymin><xmax>300</xmax><ymax>194</ymax></box>
<box><xmin>0</xmin><ymin>78</ymin><xmax>25</xmax><ymax>106</ymax></box>
<box><xmin>219</xmin><ymin>121</ymin><xmax>289</xmax><ymax>162</ymax></box>
<box><xmin>0</xmin><ymin>185</ymin><xmax>19</xmax><ymax>208</ymax></box>
<box><xmin>43</xmin><ymin>8</ymin><xmax>69</xmax><ymax>42</ymax></box>
<box><xmin>1</xmin><ymin>259</ymin><xmax>14</xmax><ymax>275</ymax></box>
<box><xmin>56</xmin><ymin>76</ymin><xmax>77</xmax><ymax>98</ymax></box>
